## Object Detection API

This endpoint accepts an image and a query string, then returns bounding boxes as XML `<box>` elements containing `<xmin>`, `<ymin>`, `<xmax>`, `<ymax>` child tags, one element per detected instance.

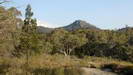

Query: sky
<box><xmin>3</xmin><ymin>0</ymin><xmax>133</xmax><ymax>29</ymax></box>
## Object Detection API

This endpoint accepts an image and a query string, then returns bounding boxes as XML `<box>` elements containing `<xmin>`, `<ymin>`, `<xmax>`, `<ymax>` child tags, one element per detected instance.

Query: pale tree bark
<box><xmin>59</xmin><ymin>50</ymin><xmax>68</xmax><ymax>56</ymax></box>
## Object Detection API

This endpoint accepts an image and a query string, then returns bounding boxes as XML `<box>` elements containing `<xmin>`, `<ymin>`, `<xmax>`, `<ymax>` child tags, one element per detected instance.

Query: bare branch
<box><xmin>0</xmin><ymin>0</ymin><xmax>10</xmax><ymax>4</ymax></box>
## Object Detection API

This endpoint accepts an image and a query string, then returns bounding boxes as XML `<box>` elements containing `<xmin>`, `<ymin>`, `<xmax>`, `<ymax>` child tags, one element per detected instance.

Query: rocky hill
<box><xmin>37</xmin><ymin>20</ymin><xmax>99</xmax><ymax>33</ymax></box>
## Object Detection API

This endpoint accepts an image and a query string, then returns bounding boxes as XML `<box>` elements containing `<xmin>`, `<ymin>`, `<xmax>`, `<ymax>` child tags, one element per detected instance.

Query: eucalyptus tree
<box><xmin>14</xmin><ymin>4</ymin><xmax>41</xmax><ymax>57</ymax></box>
<box><xmin>51</xmin><ymin>29</ymin><xmax>87</xmax><ymax>56</ymax></box>
<box><xmin>0</xmin><ymin>6</ymin><xmax>22</xmax><ymax>56</ymax></box>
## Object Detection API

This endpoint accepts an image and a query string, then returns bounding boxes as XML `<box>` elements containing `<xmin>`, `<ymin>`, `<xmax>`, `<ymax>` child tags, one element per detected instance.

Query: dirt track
<box><xmin>80</xmin><ymin>68</ymin><xmax>118</xmax><ymax>75</ymax></box>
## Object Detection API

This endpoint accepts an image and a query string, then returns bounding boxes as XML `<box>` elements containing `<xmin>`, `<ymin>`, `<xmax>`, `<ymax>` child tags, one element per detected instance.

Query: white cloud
<box><xmin>37</xmin><ymin>20</ymin><xmax>57</xmax><ymax>28</ymax></box>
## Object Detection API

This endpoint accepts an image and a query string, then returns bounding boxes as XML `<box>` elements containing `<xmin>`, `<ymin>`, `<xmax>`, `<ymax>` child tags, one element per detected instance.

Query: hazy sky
<box><xmin>3</xmin><ymin>0</ymin><xmax>133</xmax><ymax>29</ymax></box>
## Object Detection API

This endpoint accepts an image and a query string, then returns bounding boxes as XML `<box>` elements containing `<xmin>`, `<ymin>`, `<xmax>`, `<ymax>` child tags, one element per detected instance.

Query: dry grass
<box><xmin>80</xmin><ymin>56</ymin><xmax>133</xmax><ymax>68</ymax></box>
<box><xmin>0</xmin><ymin>54</ymin><xmax>133</xmax><ymax>75</ymax></box>
<box><xmin>28</xmin><ymin>54</ymin><xmax>80</xmax><ymax>69</ymax></box>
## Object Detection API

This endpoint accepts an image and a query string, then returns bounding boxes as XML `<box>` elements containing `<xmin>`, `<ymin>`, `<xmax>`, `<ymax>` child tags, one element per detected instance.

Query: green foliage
<box><xmin>13</xmin><ymin>5</ymin><xmax>41</xmax><ymax>57</ymax></box>
<box><xmin>74</xmin><ymin>29</ymin><xmax>133</xmax><ymax>61</ymax></box>
<box><xmin>50</xmin><ymin>29</ymin><xmax>87</xmax><ymax>56</ymax></box>
<box><xmin>31</xmin><ymin>28</ymin><xmax>133</xmax><ymax>61</ymax></box>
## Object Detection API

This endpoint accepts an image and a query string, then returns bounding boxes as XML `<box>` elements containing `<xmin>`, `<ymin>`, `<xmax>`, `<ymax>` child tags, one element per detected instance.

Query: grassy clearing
<box><xmin>0</xmin><ymin>54</ymin><xmax>133</xmax><ymax>75</ymax></box>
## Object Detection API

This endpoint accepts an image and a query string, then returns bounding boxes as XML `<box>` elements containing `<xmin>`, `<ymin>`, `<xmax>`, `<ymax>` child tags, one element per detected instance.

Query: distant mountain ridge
<box><xmin>37</xmin><ymin>20</ymin><xmax>99</xmax><ymax>33</ymax></box>
<box><xmin>118</xmin><ymin>27</ymin><xmax>133</xmax><ymax>32</ymax></box>
<box><xmin>62</xmin><ymin>20</ymin><xmax>99</xmax><ymax>31</ymax></box>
